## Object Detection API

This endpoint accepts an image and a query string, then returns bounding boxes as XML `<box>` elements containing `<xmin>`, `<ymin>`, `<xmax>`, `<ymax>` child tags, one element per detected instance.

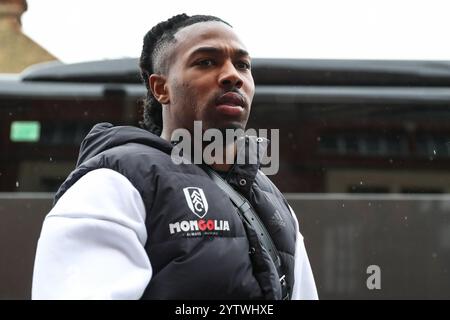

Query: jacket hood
<box><xmin>76</xmin><ymin>122</ymin><xmax>173</xmax><ymax>167</ymax></box>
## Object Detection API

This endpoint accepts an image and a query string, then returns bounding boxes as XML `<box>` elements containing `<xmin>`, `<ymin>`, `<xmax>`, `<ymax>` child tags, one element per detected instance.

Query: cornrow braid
<box><xmin>139</xmin><ymin>13</ymin><xmax>231</xmax><ymax>135</ymax></box>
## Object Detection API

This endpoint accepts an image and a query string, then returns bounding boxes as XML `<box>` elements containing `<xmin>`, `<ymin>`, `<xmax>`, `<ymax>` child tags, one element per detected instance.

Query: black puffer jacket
<box><xmin>55</xmin><ymin>123</ymin><xmax>296</xmax><ymax>299</ymax></box>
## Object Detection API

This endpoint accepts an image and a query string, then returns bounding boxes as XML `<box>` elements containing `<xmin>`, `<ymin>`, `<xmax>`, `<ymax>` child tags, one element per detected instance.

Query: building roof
<box><xmin>1</xmin><ymin>58</ymin><xmax>450</xmax><ymax>106</ymax></box>
<box><xmin>19</xmin><ymin>57</ymin><xmax>450</xmax><ymax>87</ymax></box>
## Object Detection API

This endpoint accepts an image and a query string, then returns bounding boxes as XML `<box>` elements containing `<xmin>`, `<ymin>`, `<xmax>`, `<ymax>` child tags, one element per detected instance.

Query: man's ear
<box><xmin>149</xmin><ymin>74</ymin><xmax>170</xmax><ymax>104</ymax></box>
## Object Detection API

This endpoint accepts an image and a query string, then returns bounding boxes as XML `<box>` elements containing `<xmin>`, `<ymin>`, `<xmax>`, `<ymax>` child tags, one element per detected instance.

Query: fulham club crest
<box><xmin>183</xmin><ymin>187</ymin><xmax>209</xmax><ymax>218</ymax></box>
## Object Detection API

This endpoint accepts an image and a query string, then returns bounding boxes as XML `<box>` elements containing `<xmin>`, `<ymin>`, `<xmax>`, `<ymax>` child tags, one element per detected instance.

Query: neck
<box><xmin>162</xmin><ymin>126</ymin><xmax>237</xmax><ymax>172</ymax></box>
<box><xmin>160</xmin><ymin>127</ymin><xmax>172</xmax><ymax>142</ymax></box>
<box><xmin>210</xmin><ymin>142</ymin><xmax>236</xmax><ymax>172</ymax></box>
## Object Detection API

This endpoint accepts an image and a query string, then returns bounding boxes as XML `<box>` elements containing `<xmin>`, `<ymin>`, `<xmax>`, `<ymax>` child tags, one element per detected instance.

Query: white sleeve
<box><xmin>32</xmin><ymin>168</ymin><xmax>152</xmax><ymax>300</ymax></box>
<box><xmin>289</xmin><ymin>205</ymin><xmax>319</xmax><ymax>300</ymax></box>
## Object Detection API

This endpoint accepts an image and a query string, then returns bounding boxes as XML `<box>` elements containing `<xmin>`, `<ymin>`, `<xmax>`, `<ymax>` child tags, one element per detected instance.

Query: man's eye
<box><xmin>236</xmin><ymin>61</ymin><xmax>251</xmax><ymax>70</ymax></box>
<box><xmin>197</xmin><ymin>59</ymin><xmax>215</xmax><ymax>67</ymax></box>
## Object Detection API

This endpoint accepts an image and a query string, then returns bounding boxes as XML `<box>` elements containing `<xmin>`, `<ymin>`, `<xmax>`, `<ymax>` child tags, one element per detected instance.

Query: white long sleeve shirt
<box><xmin>32</xmin><ymin>168</ymin><xmax>318</xmax><ymax>300</ymax></box>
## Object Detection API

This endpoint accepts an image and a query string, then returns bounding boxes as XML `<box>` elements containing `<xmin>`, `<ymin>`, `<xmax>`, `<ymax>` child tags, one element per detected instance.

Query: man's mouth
<box><xmin>215</xmin><ymin>92</ymin><xmax>246</xmax><ymax>116</ymax></box>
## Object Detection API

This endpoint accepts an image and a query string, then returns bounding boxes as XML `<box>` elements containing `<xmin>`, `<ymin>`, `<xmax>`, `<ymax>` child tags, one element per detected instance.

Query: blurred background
<box><xmin>1</xmin><ymin>0</ymin><xmax>450</xmax><ymax>299</ymax></box>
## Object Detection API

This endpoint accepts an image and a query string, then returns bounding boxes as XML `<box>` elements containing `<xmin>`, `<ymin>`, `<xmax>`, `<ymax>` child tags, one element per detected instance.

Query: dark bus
<box><xmin>1</xmin><ymin>58</ymin><xmax>450</xmax><ymax>299</ymax></box>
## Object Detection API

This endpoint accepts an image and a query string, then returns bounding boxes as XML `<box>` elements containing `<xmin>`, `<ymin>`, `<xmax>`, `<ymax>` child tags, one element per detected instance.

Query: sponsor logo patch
<box><xmin>169</xmin><ymin>187</ymin><xmax>231</xmax><ymax>237</ymax></box>
<box><xmin>169</xmin><ymin>219</ymin><xmax>230</xmax><ymax>237</ymax></box>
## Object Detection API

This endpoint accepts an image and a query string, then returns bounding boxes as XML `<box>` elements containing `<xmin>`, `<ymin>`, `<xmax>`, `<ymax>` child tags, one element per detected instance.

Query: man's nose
<box><xmin>218</xmin><ymin>61</ymin><xmax>243</xmax><ymax>89</ymax></box>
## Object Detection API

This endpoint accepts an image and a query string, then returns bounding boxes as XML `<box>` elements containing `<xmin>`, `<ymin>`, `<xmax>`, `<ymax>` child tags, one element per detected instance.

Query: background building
<box><xmin>0</xmin><ymin>0</ymin><xmax>57</xmax><ymax>73</ymax></box>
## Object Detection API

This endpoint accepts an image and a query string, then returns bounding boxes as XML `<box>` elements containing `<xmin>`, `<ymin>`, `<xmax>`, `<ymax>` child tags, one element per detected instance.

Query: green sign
<box><xmin>10</xmin><ymin>121</ymin><xmax>41</xmax><ymax>142</ymax></box>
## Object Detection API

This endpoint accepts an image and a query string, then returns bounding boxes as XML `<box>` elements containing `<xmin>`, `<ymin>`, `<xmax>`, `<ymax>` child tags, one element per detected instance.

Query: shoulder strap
<box><xmin>203</xmin><ymin>166</ymin><xmax>289</xmax><ymax>300</ymax></box>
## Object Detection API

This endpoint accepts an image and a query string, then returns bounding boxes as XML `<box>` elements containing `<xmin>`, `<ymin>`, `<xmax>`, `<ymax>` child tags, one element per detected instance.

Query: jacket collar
<box><xmin>223</xmin><ymin>135</ymin><xmax>270</xmax><ymax>196</ymax></box>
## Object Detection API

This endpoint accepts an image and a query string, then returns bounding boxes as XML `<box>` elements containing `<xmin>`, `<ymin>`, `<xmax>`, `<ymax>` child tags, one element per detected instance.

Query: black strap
<box><xmin>203</xmin><ymin>166</ymin><xmax>289</xmax><ymax>300</ymax></box>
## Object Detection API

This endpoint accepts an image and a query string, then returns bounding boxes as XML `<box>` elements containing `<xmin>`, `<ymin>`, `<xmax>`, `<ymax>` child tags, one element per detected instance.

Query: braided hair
<box><xmin>139</xmin><ymin>13</ymin><xmax>231</xmax><ymax>135</ymax></box>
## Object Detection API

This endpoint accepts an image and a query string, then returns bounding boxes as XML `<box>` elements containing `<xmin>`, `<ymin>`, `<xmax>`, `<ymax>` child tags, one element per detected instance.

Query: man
<box><xmin>32</xmin><ymin>13</ymin><xmax>318</xmax><ymax>300</ymax></box>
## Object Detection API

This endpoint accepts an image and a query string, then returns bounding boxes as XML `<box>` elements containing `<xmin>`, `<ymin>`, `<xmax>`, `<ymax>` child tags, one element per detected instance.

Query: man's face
<box><xmin>162</xmin><ymin>21</ymin><xmax>255</xmax><ymax>134</ymax></box>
